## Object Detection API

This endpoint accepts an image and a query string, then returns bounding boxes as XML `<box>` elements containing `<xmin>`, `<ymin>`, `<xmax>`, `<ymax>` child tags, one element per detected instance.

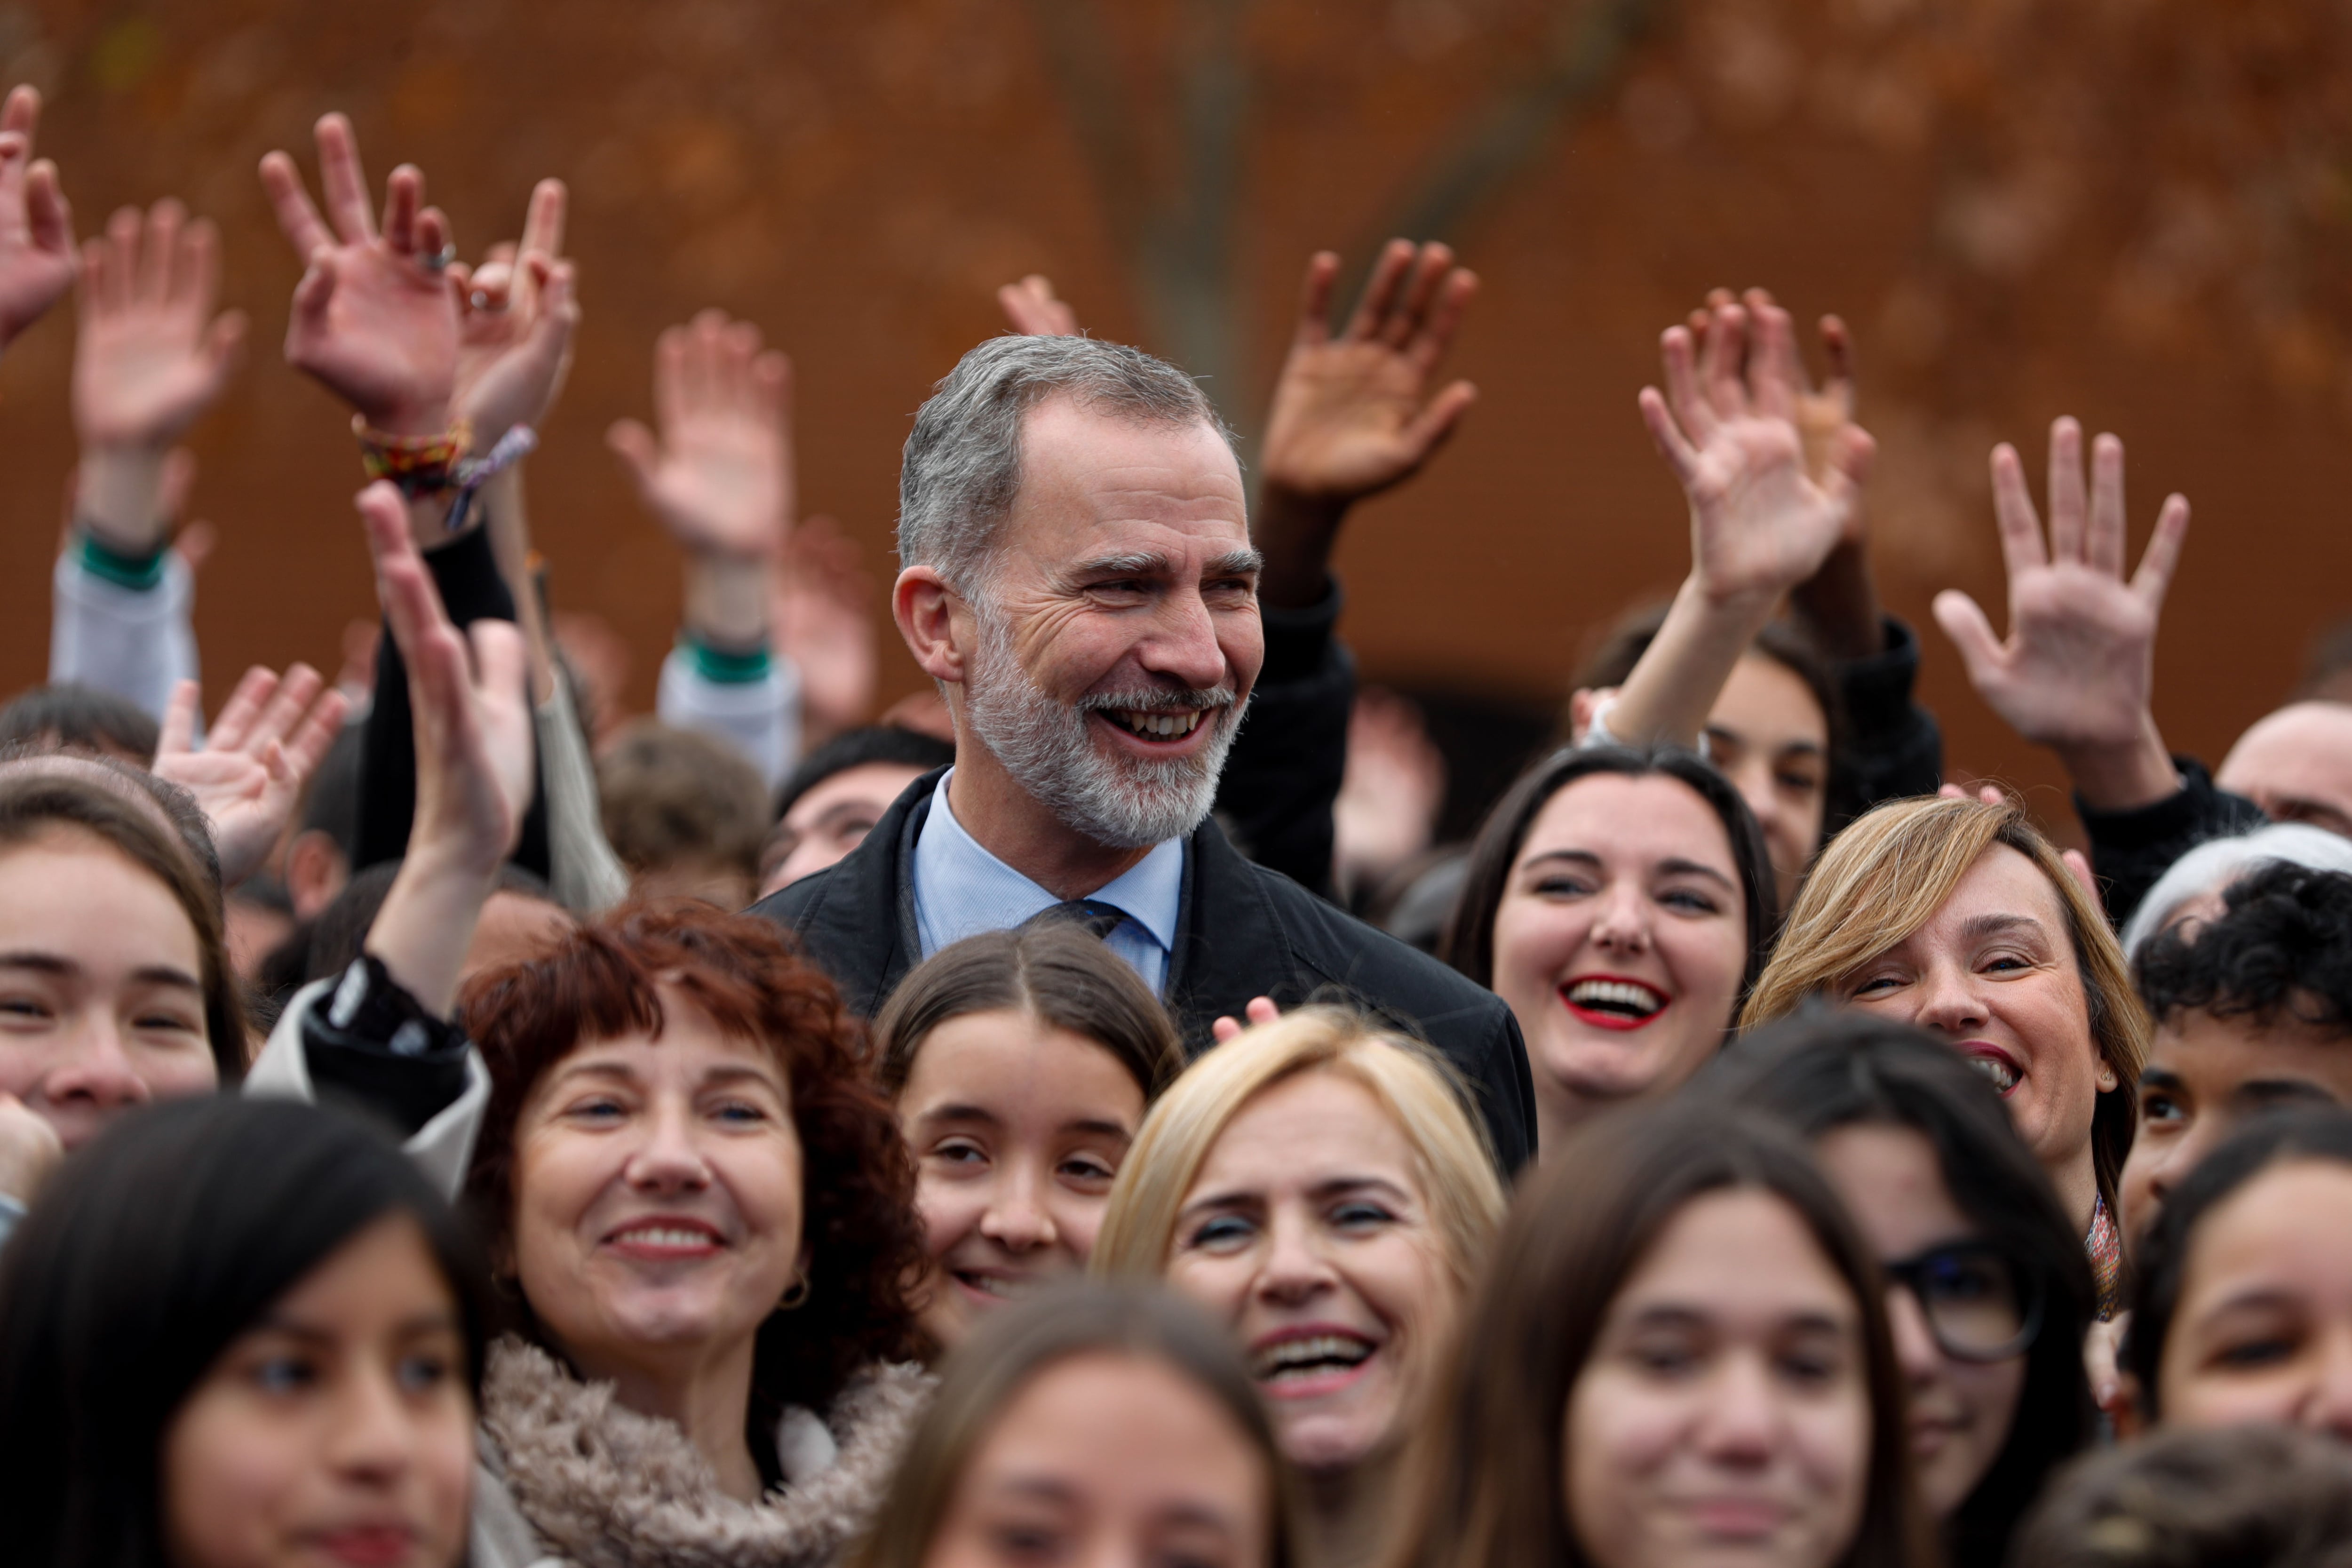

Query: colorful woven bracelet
<box><xmin>354</xmin><ymin>416</ymin><xmax>472</xmax><ymax>497</ymax></box>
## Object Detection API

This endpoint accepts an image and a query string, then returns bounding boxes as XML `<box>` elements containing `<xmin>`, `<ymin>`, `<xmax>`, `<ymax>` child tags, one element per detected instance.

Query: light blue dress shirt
<box><xmin>912</xmin><ymin>769</ymin><xmax>1185</xmax><ymax>993</ymax></box>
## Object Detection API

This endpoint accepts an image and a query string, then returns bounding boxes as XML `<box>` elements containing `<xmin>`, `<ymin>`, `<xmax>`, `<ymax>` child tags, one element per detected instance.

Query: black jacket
<box><xmin>750</xmin><ymin>769</ymin><xmax>1538</xmax><ymax>1171</ymax></box>
<box><xmin>2077</xmin><ymin>756</ymin><xmax>2268</xmax><ymax>931</ymax></box>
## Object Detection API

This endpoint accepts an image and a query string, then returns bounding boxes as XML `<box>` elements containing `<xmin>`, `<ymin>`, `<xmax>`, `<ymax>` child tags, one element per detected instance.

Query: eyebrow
<box><xmin>1702</xmin><ymin>724</ymin><xmax>1825</xmax><ymax>759</ymax></box>
<box><xmin>544</xmin><ymin>1059</ymin><xmax>784</xmax><ymax>1093</ymax></box>
<box><xmin>1070</xmin><ymin>547</ymin><xmax>1264</xmax><ymax>581</ymax></box>
<box><xmin>1176</xmin><ymin>1173</ymin><xmax>1412</xmax><ymax>1224</ymax></box>
<box><xmin>0</xmin><ymin>951</ymin><xmax>201</xmax><ymax>992</ymax></box>
<box><xmin>1519</xmin><ymin>848</ymin><xmax>1737</xmax><ymax>891</ymax></box>
<box><xmin>257</xmin><ymin>1307</ymin><xmax>460</xmax><ymax>1342</ymax></box>
<box><xmin>1626</xmin><ymin>1303</ymin><xmax>1850</xmax><ymax>1335</ymax></box>
<box><xmin>1957</xmin><ymin>913</ymin><xmax>2048</xmax><ymax>945</ymax></box>
<box><xmin>2233</xmin><ymin>1078</ymin><xmax>2341</xmax><ymax>1108</ymax></box>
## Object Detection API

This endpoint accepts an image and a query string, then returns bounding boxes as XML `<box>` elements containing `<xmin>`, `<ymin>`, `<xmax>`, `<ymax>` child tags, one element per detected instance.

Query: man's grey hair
<box><xmin>897</xmin><ymin>334</ymin><xmax>1238</xmax><ymax>594</ymax></box>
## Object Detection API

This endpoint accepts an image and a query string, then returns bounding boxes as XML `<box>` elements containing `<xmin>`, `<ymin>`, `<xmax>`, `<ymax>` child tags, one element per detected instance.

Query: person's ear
<box><xmin>283</xmin><ymin>829</ymin><xmax>350</xmax><ymax>921</ymax></box>
<box><xmin>893</xmin><ymin>566</ymin><xmax>971</xmax><ymax>686</ymax></box>
<box><xmin>2096</xmin><ymin>1056</ymin><xmax>2121</xmax><ymax>1094</ymax></box>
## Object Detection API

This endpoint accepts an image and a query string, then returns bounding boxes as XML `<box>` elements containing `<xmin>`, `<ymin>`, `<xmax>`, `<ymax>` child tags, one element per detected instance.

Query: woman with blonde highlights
<box><xmin>1743</xmin><ymin>796</ymin><xmax>2147</xmax><ymax>1313</ymax></box>
<box><xmin>1094</xmin><ymin>1007</ymin><xmax>1505</xmax><ymax>1568</ymax></box>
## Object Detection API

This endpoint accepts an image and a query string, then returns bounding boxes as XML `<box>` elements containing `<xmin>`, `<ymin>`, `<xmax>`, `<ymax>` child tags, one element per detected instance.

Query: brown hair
<box><xmin>459</xmin><ymin>899</ymin><xmax>923</xmax><ymax>1419</ymax></box>
<box><xmin>0</xmin><ymin>770</ymin><xmax>243</xmax><ymax>1082</ymax></box>
<box><xmin>1382</xmin><ymin>1098</ymin><xmax>1930</xmax><ymax>1568</ymax></box>
<box><xmin>1742</xmin><ymin>796</ymin><xmax>2146</xmax><ymax>1215</ymax></box>
<box><xmin>851</xmin><ymin>1280</ymin><xmax>1303</xmax><ymax>1568</ymax></box>
<box><xmin>596</xmin><ymin>719</ymin><xmax>771</xmax><ymax>879</ymax></box>
<box><xmin>871</xmin><ymin>923</ymin><xmax>1185</xmax><ymax>1102</ymax></box>
<box><xmin>2011</xmin><ymin>1424</ymin><xmax>2352</xmax><ymax>1568</ymax></box>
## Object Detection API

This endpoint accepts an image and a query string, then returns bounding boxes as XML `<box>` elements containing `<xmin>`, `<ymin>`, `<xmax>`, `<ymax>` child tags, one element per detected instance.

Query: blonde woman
<box><xmin>1744</xmin><ymin>796</ymin><xmax>2148</xmax><ymax>1315</ymax></box>
<box><xmin>1093</xmin><ymin>1007</ymin><xmax>1505</xmax><ymax>1568</ymax></box>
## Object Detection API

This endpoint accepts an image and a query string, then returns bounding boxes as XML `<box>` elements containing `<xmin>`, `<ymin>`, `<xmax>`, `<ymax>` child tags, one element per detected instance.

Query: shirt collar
<box><xmin>915</xmin><ymin>769</ymin><xmax>1185</xmax><ymax>952</ymax></box>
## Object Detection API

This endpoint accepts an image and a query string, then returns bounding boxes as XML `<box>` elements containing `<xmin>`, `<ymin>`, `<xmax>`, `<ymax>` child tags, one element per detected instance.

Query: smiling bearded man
<box><xmin>751</xmin><ymin>334</ymin><xmax>1533</xmax><ymax>1170</ymax></box>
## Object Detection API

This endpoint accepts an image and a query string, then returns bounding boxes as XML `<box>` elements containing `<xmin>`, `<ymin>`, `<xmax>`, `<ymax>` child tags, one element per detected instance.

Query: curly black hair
<box><xmin>2135</xmin><ymin>861</ymin><xmax>2352</xmax><ymax>1035</ymax></box>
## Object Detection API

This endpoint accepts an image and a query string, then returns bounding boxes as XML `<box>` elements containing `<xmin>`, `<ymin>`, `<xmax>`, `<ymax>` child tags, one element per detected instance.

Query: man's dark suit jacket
<box><xmin>750</xmin><ymin>769</ymin><xmax>1538</xmax><ymax>1171</ymax></box>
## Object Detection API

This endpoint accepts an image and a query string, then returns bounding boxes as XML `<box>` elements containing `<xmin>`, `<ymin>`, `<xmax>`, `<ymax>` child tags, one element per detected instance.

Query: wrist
<box><xmin>1788</xmin><ymin>540</ymin><xmax>1885</xmax><ymax>661</ymax></box>
<box><xmin>1254</xmin><ymin>482</ymin><xmax>1348</xmax><ymax>610</ymax></box>
<box><xmin>367</xmin><ymin>398</ymin><xmax>455</xmax><ymax>442</ymax></box>
<box><xmin>683</xmin><ymin>553</ymin><xmax>772</xmax><ymax>651</ymax></box>
<box><xmin>76</xmin><ymin>444</ymin><xmax>172</xmax><ymax>555</ymax></box>
<box><xmin>2058</xmin><ymin>718</ymin><xmax>2182</xmax><ymax>813</ymax></box>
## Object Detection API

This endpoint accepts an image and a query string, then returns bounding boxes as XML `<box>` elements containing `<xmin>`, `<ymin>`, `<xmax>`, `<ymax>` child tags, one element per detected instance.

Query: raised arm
<box><xmin>0</xmin><ymin>85</ymin><xmax>75</xmax><ymax>355</ymax></box>
<box><xmin>1600</xmin><ymin>292</ymin><xmax>1871</xmax><ymax>751</ymax></box>
<box><xmin>1931</xmin><ymin>417</ymin><xmax>2191</xmax><ymax>812</ymax></box>
<box><xmin>1255</xmin><ymin>239</ymin><xmax>1478</xmax><ymax>609</ymax></box>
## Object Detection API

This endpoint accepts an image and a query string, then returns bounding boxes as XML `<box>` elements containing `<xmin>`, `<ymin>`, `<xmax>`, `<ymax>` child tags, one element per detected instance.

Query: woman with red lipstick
<box><xmin>1713</xmin><ymin>1014</ymin><xmax>2097</xmax><ymax>1568</ymax></box>
<box><xmin>1091</xmin><ymin>1008</ymin><xmax>1504</xmax><ymax>1568</ymax></box>
<box><xmin>452</xmin><ymin>901</ymin><xmax>931</xmax><ymax>1568</ymax></box>
<box><xmin>874</xmin><ymin>922</ymin><xmax>1185</xmax><ymax>1354</ymax></box>
<box><xmin>1448</xmin><ymin>746</ymin><xmax>1776</xmax><ymax>1158</ymax></box>
<box><xmin>1385</xmin><ymin>1098</ymin><xmax>1928</xmax><ymax>1568</ymax></box>
<box><xmin>0</xmin><ymin>1096</ymin><xmax>490</xmax><ymax>1568</ymax></box>
<box><xmin>1742</xmin><ymin>796</ymin><xmax>2148</xmax><ymax>1316</ymax></box>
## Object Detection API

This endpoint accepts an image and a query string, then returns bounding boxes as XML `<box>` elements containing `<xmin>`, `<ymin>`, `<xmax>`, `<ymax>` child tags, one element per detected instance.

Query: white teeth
<box><xmin>1251</xmin><ymin>1334</ymin><xmax>1375</xmax><ymax>1380</ymax></box>
<box><xmin>1566</xmin><ymin>979</ymin><xmax>1664</xmax><ymax>1016</ymax></box>
<box><xmin>1111</xmin><ymin>709</ymin><xmax>1203</xmax><ymax>739</ymax></box>
<box><xmin>1968</xmin><ymin>1057</ymin><xmax>2019</xmax><ymax>1093</ymax></box>
<box><xmin>613</xmin><ymin>1227</ymin><xmax>716</xmax><ymax>1249</ymax></box>
<box><xmin>960</xmin><ymin>1272</ymin><xmax>1039</xmax><ymax>1300</ymax></box>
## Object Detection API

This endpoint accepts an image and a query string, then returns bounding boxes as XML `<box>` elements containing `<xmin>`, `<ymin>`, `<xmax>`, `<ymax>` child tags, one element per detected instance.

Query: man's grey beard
<box><xmin>962</xmin><ymin>603</ymin><xmax>1247</xmax><ymax>850</ymax></box>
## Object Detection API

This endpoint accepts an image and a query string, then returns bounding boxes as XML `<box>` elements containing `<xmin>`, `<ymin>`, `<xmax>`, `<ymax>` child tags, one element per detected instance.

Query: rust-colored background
<box><xmin>1</xmin><ymin>0</ymin><xmax>2347</xmax><ymax>836</ymax></box>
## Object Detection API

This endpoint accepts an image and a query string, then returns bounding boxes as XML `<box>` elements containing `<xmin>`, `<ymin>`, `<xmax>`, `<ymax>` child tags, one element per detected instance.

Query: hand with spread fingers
<box><xmin>608</xmin><ymin>310</ymin><xmax>793</xmax><ymax>564</ymax></box>
<box><xmin>0</xmin><ymin>85</ymin><xmax>76</xmax><ymax>353</ymax></box>
<box><xmin>151</xmin><ymin>664</ymin><xmax>351</xmax><ymax>890</ymax></box>
<box><xmin>353</xmin><ymin>479</ymin><xmax>535</xmax><ymax>1016</ymax></box>
<box><xmin>448</xmin><ymin>178</ymin><xmax>577</xmax><ymax>448</ymax></box>
<box><xmin>258</xmin><ymin>113</ymin><xmax>461</xmax><ymax>438</ymax></box>
<box><xmin>997</xmin><ymin>272</ymin><xmax>1080</xmax><ymax>337</ymax></box>
<box><xmin>1256</xmin><ymin>240</ymin><xmax>1478</xmax><ymax>606</ymax></box>
<box><xmin>72</xmin><ymin>200</ymin><xmax>246</xmax><ymax>552</ymax></box>
<box><xmin>1933</xmin><ymin>417</ymin><xmax>2192</xmax><ymax>812</ymax></box>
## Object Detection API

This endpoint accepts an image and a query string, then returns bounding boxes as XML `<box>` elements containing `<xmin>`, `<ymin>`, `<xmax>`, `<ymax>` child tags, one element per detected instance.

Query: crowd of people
<box><xmin>3</xmin><ymin>82</ymin><xmax>2352</xmax><ymax>1568</ymax></box>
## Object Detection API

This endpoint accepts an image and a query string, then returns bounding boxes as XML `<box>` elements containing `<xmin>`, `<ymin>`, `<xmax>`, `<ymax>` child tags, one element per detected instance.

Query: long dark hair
<box><xmin>1444</xmin><ymin>744</ymin><xmax>1777</xmax><ymax>997</ymax></box>
<box><xmin>1710</xmin><ymin>1010</ymin><xmax>2097</xmax><ymax>1567</ymax></box>
<box><xmin>2122</xmin><ymin>1106</ymin><xmax>2352</xmax><ymax>1417</ymax></box>
<box><xmin>1383</xmin><ymin>1098</ymin><xmax>1929</xmax><ymax>1568</ymax></box>
<box><xmin>0</xmin><ymin>1096</ymin><xmax>490</xmax><ymax>1568</ymax></box>
<box><xmin>853</xmin><ymin>1281</ymin><xmax>1303</xmax><ymax>1568</ymax></box>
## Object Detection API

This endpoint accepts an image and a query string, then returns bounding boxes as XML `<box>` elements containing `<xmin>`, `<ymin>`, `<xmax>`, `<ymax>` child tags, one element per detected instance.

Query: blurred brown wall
<box><xmin>0</xmin><ymin>0</ymin><xmax>2346</xmax><ymax>836</ymax></box>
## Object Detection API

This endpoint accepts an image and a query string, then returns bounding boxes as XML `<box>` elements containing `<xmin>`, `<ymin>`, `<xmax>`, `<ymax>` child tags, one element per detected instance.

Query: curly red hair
<box><xmin>459</xmin><ymin>899</ymin><xmax>922</xmax><ymax>1418</ymax></box>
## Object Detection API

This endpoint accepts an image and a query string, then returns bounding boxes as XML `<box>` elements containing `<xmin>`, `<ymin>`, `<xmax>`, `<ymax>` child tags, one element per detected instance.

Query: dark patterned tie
<box><xmin>1025</xmin><ymin>899</ymin><xmax>1130</xmax><ymax>940</ymax></box>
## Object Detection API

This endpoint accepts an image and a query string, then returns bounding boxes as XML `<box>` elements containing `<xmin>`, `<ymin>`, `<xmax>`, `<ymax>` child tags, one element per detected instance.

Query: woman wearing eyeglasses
<box><xmin>1710</xmin><ymin>1011</ymin><xmax>2097</xmax><ymax>1568</ymax></box>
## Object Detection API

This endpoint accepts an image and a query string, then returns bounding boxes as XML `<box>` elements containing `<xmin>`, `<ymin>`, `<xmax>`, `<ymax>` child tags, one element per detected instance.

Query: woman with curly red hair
<box><xmin>454</xmin><ymin>899</ymin><xmax>930</xmax><ymax>1568</ymax></box>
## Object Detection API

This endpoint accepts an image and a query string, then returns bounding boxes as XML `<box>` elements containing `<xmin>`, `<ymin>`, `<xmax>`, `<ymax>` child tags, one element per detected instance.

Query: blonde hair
<box><xmin>1743</xmin><ymin>795</ymin><xmax>2149</xmax><ymax>1211</ymax></box>
<box><xmin>1091</xmin><ymin>1006</ymin><xmax>1506</xmax><ymax>1290</ymax></box>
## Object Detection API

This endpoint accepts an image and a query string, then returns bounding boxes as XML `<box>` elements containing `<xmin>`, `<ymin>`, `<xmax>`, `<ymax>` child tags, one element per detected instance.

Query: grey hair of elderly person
<box><xmin>2121</xmin><ymin>821</ymin><xmax>2352</xmax><ymax>960</ymax></box>
<box><xmin>895</xmin><ymin>334</ymin><xmax>1238</xmax><ymax>597</ymax></box>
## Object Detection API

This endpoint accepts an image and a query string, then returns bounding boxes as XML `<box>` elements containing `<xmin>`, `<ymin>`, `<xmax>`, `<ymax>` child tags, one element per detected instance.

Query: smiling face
<box><xmin>162</xmin><ymin>1213</ymin><xmax>474</xmax><ymax>1568</ymax></box>
<box><xmin>943</xmin><ymin>398</ymin><xmax>1263</xmax><ymax>851</ymax></box>
<box><xmin>1704</xmin><ymin>654</ymin><xmax>1829</xmax><ymax>912</ymax></box>
<box><xmin>901</xmin><ymin>1008</ymin><xmax>1149</xmax><ymax>1349</ymax></box>
<box><xmin>2153</xmin><ymin>1158</ymin><xmax>2352</xmax><ymax>1439</ymax></box>
<box><xmin>924</xmin><ymin>1351</ymin><xmax>1271</xmax><ymax>1568</ymax></box>
<box><xmin>1841</xmin><ymin>846</ymin><xmax>2110</xmax><ymax>1226</ymax></box>
<box><xmin>1163</xmin><ymin>1069</ymin><xmax>1458</xmax><ymax>1475</ymax></box>
<box><xmin>1565</xmin><ymin>1188</ymin><xmax>1871</xmax><ymax>1568</ymax></box>
<box><xmin>508</xmin><ymin>993</ymin><xmax>804</xmax><ymax>1387</ymax></box>
<box><xmin>1812</xmin><ymin>1125</ymin><xmax>2025</xmax><ymax>1522</ymax></box>
<box><xmin>0</xmin><ymin>825</ymin><xmax>215</xmax><ymax>1154</ymax></box>
<box><xmin>1490</xmin><ymin>773</ymin><xmax>1750</xmax><ymax>1153</ymax></box>
<box><xmin>2122</xmin><ymin>1009</ymin><xmax>2352</xmax><ymax>1238</ymax></box>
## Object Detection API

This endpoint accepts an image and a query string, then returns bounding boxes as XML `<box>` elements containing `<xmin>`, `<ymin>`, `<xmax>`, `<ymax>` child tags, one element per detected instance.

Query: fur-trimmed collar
<box><xmin>481</xmin><ymin>1336</ymin><xmax>934</xmax><ymax>1568</ymax></box>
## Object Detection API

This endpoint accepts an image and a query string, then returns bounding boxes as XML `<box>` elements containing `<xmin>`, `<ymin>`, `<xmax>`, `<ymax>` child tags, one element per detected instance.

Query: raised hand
<box><xmin>998</xmin><ymin>273</ymin><xmax>1079</xmax><ymax>336</ymax></box>
<box><xmin>356</xmin><ymin>479</ymin><xmax>533</xmax><ymax>1015</ymax></box>
<box><xmin>607</xmin><ymin>310</ymin><xmax>793</xmax><ymax>561</ymax></box>
<box><xmin>773</xmin><ymin>515</ymin><xmax>877</xmax><ymax>740</ymax></box>
<box><xmin>1261</xmin><ymin>240</ymin><xmax>1478</xmax><ymax>505</ymax></box>
<box><xmin>448</xmin><ymin>179</ymin><xmax>577</xmax><ymax>446</ymax></box>
<box><xmin>259</xmin><ymin>114</ymin><xmax>460</xmax><ymax>438</ymax></box>
<box><xmin>1639</xmin><ymin>295</ymin><xmax>1872</xmax><ymax>610</ymax></box>
<box><xmin>1932</xmin><ymin>417</ymin><xmax>2191</xmax><ymax>810</ymax></box>
<box><xmin>73</xmin><ymin>200</ymin><xmax>245</xmax><ymax>448</ymax></box>
<box><xmin>0</xmin><ymin>86</ymin><xmax>75</xmax><ymax>352</ymax></box>
<box><xmin>152</xmin><ymin>665</ymin><xmax>350</xmax><ymax>890</ymax></box>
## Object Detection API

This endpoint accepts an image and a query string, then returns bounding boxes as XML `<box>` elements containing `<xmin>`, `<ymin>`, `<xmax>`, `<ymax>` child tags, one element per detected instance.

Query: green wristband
<box><xmin>681</xmin><ymin>632</ymin><xmax>772</xmax><ymax>685</ymax></box>
<box><xmin>76</xmin><ymin>526</ymin><xmax>168</xmax><ymax>591</ymax></box>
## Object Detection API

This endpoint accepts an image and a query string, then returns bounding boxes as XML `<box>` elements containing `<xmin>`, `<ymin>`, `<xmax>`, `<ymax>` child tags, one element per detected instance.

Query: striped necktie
<box><xmin>1025</xmin><ymin>899</ymin><xmax>1130</xmax><ymax>941</ymax></box>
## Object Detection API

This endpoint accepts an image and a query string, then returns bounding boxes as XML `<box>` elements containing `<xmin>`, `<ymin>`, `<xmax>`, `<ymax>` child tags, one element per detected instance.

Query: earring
<box><xmin>779</xmin><ymin>1273</ymin><xmax>811</xmax><ymax>1311</ymax></box>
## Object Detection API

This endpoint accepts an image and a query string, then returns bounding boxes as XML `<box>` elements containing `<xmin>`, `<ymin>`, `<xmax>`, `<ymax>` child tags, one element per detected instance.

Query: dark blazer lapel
<box><xmin>1163</xmin><ymin>818</ymin><xmax>1295</xmax><ymax>1054</ymax></box>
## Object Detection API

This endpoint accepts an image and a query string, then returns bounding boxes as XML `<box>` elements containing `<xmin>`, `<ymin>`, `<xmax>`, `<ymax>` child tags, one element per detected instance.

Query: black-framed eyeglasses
<box><xmin>1881</xmin><ymin>1241</ymin><xmax>2043</xmax><ymax>1363</ymax></box>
